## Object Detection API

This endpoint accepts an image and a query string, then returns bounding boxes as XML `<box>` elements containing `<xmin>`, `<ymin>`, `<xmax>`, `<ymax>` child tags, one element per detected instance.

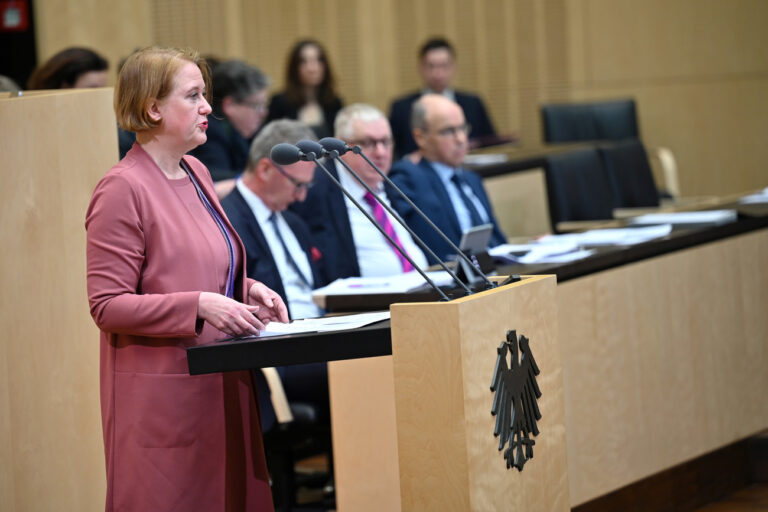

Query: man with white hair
<box><xmin>291</xmin><ymin>103</ymin><xmax>428</xmax><ymax>281</ymax></box>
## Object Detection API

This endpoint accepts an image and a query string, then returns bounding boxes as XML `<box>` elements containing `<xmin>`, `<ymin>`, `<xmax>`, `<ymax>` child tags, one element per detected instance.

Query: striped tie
<box><xmin>363</xmin><ymin>191</ymin><xmax>414</xmax><ymax>273</ymax></box>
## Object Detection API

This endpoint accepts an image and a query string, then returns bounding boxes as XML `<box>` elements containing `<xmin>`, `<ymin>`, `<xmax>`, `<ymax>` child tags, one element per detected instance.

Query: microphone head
<box><xmin>270</xmin><ymin>143</ymin><xmax>302</xmax><ymax>165</ymax></box>
<box><xmin>296</xmin><ymin>140</ymin><xmax>325</xmax><ymax>160</ymax></box>
<box><xmin>318</xmin><ymin>137</ymin><xmax>349</xmax><ymax>156</ymax></box>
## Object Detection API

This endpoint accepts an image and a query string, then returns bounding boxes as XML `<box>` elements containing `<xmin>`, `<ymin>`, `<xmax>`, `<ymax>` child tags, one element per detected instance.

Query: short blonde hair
<box><xmin>114</xmin><ymin>47</ymin><xmax>210</xmax><ymax>132</ymax></box>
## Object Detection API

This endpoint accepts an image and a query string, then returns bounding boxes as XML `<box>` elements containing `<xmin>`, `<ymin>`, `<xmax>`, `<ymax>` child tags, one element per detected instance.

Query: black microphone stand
<box><xmin>292</xmin><ymin>146</ymin><xmax>452</xmax><ymax>302</ymax></box>
<box><xmin>321</xmin><ymin>138</ymin><xmax>496</xmax><ymax>290</ymax></box>
<box><xmin>325</xmin><ymin>151</ymin><xmax>473</xmax><ymax>295</ymax></box>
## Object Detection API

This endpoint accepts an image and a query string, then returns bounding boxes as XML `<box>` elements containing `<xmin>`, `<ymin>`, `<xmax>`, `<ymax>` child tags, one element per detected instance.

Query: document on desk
<box><xmin>312</xmin><ymin>271</ymin><xmax>454</xmax><ymax>296</ymax></box>
<box><xmin>739</xmin><ymin>187</ymin><xmax>768</xmax><ymax>204</ymax></box>
<box><xmin>257</xmin><ymin>311</ymin><xmax>391</xmax><ymax>338</ymax></box>
<box><xmin>627</xmin><ymin>210</ymin><xmax>737</xmax><ymax>227</ymax></box>
<box><xmin>537</xmin><ymin>224</ymin><xmax>673</xmax><ymax>247</ymax></box>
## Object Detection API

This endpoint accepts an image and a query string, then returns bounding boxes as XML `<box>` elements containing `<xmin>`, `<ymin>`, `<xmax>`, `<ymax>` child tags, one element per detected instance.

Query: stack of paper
<box><xmin>257</xmin><ymin>311</ymin><xmax>391</xmax><ymax>338</ymax></box>
<box><xmin>312</xmin><ymin>271</ymin><xmax>454</xmax><ymax>296</ymax></box>
<box><xmin>627</xmin><ymin>210</ymin><xmax>737</xmax><ymax>227</ymax></box>
<box><xmin>739</xmin><ymin>187</ymin><xmax>768</xmax><ymax>205</ymax></box>
<box><xmin>537</xmin><ymin>224</ymin><xmax>673</xmax><ymax>247</ymax></box>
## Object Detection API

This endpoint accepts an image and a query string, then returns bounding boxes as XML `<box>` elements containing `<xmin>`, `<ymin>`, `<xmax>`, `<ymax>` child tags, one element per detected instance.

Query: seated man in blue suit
<box><xmin>221</xmin><ymin>119</ymin><xmax>329</xmax><ymax>429</ymax></box>
<box><xmin>291</xmin><ymin>103</ymin><xmax>428</xmax><ymax>282</ymax></box>
<box><xmin>388</xmin><ymin>94</ymin><xmax>507</xmax><ymax>264</ymax></box>
<box><xmin>389</xmin><ymin>37</ymin><xmax>496</xmax><ymax>158</ymax></box>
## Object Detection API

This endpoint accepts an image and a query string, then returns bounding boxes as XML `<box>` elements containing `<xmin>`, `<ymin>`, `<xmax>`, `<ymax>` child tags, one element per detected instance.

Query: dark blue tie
<box><xmin>268</xmin><ymin>213</ymin><xmax>311</xmax><ymax>288</ymax></box>
<box><xmin>451</xmin><ymin>172</ymin><xmax>484</xmax><ymax>226</ymax></box>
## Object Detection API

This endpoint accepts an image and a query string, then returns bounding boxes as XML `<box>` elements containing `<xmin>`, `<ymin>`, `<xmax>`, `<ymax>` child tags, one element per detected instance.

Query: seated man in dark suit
<box><xmin>190</xmin><ymin>60</ymin><xmax>270</xmax><ymax>194</ymax></box>
<box><xmin>291</xmin><ymin>103</ymin><xmax>427</xmax><ymax>282</ymax></box>
<box><xmin>389</xmin><ymin>37</ymin><xmax>496</xmax><ymax>158</ymax></box>
<box><xmin>388</xmin><ymin>94</ymin><xmax>507</xmax><ymax>264</ymax></box>
<box><xmin>221</xmin><ymin>119</ymin><xmax>325</xmax><ymax>319</ymax></box>
<box><xmin>221</xmin><ymin>119</ymin><xmax>329</xmax><ymax>428</ymax></box>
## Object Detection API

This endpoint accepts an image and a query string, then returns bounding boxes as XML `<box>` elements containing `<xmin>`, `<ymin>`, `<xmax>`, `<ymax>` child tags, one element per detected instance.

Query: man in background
<box><xmin>191</xmin><ymin>59</ymin><xmax>270</xmax><ymax>196</ymax></box>
<box><xmin>291</xmin><ymin>103</ymin><xmax>428</xmax><ymax>282</ymax></box>
<box><xmin>389</xmin><ymin>37</ymin><xmax>496</xmax><ymax>158</ymax></box>
<box><xmin>388</xmin><ymin>94</ymin><xmax>506</xmax><ymax>263</ymax></box>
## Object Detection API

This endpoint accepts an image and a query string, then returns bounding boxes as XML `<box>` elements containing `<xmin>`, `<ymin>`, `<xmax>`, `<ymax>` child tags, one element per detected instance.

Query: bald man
<box><xmin>387</xmin><ymin>94</ymin><xmax>506</xmax><ymax>263</ymax></box>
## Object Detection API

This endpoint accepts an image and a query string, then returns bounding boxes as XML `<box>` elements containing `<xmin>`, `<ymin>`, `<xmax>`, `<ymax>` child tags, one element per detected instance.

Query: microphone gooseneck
<box><xmin>319</xmin><ymin>137</ymin><xmax>496</xmax><ymax>289</ymax></box>
<box><xmin>285</xmin><ymin>141</ymin><xmax>452</xmax><ymax>301</ymax></box>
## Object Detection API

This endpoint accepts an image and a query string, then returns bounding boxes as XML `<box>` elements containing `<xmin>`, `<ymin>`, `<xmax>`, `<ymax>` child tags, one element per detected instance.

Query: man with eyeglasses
<box><xmin>388</xmin><ymin>94</ymin><xmax>507</xmax><ymax>263</ymax></box>
<box><xmin>221</xmin><ymin>119</ymin><xmax>326</xmax><ymax>321</ymax></box>
<box><xmin>190</xmin><ymin>59</ymin><xmax>270</xmax><ymax>186</ymax></box>
<box><xmin>291</xmin><ymin>103</ymin><xmax>428</xmax><ymax>281</ymax></box>
<box><xmin>221</xmin><ymin>119</ymin><xmax>331</xmax><ymax>441</ymax></box>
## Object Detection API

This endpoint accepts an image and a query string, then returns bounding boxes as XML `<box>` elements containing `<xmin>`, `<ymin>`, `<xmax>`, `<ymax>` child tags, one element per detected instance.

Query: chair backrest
<box><xmin>544</xmin><ymin>148</ymin><xmax>616</xmax><ymax>230</ymax></box>
<box><xmin>542</xmin><ymin>99</ymin><xmax>639</xmax><ymax>143</ymax></box>
<box><xmin>598</xmin><ymin>139</ymin><xmax>660</xmax><ymax>208</ymax></box>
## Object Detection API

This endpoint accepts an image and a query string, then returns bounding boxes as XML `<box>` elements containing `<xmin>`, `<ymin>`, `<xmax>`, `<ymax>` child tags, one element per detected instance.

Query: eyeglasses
<box><xmin>271</xmin><ymin>161</ymin><xmax>314</xmax><ymax>190</ymax></box>
<box><xmin>434</xmin><ymin>123</ymin><xmax>471</xmax><ymax>138</ymax></box>
<box><xmin>239</xmin><ymin>100</ymin><xmax>268</xmax><ymax>112</ymax></box>
<box><xmin>349</xmin><ymin>137</ymin><xmax>394</xmax><ymax>152</ymax></box>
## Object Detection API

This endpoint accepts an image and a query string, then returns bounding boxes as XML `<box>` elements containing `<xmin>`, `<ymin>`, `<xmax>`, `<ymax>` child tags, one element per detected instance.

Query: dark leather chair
<box><xmin>544</xmin><ymin>148</ymin><xmax>616</xmax><ymax>231</ymax></box>
<box><xmin>598</xmin><ymin>139</ymin><xmax>660</xmax><ymax>208</ymax></box>
<box><xmin>255</xmin><ymin>368</ymin><xmax>334</xmax><ymax>511</ymax></box>
<box><xmin>541</xmin><ymin>99</ymin><xmax>639</xmax><ymax>143</ymax></box>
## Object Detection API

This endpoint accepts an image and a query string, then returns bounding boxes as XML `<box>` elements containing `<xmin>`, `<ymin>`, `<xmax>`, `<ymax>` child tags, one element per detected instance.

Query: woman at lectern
<box><xmin>85</xmin><ymin>47</ymin><xmax>287</xmax><ymax>511</ymax></box>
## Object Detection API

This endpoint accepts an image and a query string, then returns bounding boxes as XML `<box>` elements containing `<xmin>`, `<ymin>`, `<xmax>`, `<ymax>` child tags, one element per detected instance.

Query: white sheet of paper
<box><xmin>312</xmin><ymin>271</ymin><xmax>454</xmax><ymax>296</ymax></box>
<box><xmin>257</xmin><ymin>311</ymin><xmax>391</xmax><ymax>338</ymax></box>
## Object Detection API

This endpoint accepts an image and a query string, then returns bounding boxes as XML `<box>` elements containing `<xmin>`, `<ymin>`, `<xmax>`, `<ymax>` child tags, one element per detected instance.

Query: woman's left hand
<box><xmin>248</xmin><ymin>282</ymin><xmax>290</xmax><ymax>324</ymax></box>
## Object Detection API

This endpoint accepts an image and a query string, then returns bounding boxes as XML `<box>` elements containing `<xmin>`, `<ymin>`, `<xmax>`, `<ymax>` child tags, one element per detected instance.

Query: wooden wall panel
<box><xmin>32</xmin><ymin>0</ymin><xmax>152</xmax><ymax>86</ymax></box>
<box><xmin>560</xmin><ymin>229</ymin><xmax>768</xmax><ymax>505</ymax></box>
<box><xmin>0</xmin><ymin>89</ymin><xmax>115</xmax><ymax>511</ymax></box>
<box><xmin>32</xmin><ymin>1</ymin><xmax>768</xmax><ymax>195</ymax></box>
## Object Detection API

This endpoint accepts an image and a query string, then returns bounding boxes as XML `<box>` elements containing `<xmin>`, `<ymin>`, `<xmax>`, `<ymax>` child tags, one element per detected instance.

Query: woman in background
<box><xmin>27</xmin><ymin>47</ymin><xmax>108</xmax><ymax>89</ymax></box>
<box><xmin>266</xmin><ymin>39</ymin><xmax>342</xmax><ymax>139</ymax></box>
<box><xmin>86</xmin><ymin>46</ymin><xmax>287</xmax><ymax>511</ymax></box>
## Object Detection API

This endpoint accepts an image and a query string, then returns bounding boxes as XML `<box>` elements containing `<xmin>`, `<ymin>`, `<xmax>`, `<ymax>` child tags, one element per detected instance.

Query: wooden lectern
<box><xmin>329</xmin><ymin>275</ymin><xmax>569</xmax><ymax>511</ymax></box>
<box><xmin>188</xmin><ymin>275</ymin><xmax>569</xmax><ymax>510</ymax></box>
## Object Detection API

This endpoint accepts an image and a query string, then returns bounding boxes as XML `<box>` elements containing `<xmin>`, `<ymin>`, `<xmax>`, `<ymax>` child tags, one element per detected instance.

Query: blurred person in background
<box><xmin>27</xmin><ymin>47</ymin><xmax>108</xmax><ymax>90</ymax></box>
<box><xmin>266</xmin><ymin>39</ymin><xmax>343</xmax><ymax>139</ymax></box>
<box><xmin>190</xmin><ymin>59</ymin><xmax>271</xmax><ymax>186</ymax></box>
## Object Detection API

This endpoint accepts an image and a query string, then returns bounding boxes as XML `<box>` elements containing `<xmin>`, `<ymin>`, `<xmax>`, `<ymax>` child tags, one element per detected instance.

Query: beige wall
<box><xmin>34</xmin><ymin>0</ymin><xmax>768</xmax><ymax>196</ymax></box>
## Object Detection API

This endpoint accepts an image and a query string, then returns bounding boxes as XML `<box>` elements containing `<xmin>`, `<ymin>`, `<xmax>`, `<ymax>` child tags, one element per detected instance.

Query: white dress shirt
<box><xmin>430</xmin><ymin>161</ymin><xmax>490</xmax><ymax>232</ymax></box>
<box><xmin>337</xmin><ymin>162</ymin><xmax>428</xmax><ymax>277</ymax></box>
<box><xmin>236</xmin><ymin>179</ymin><xmax>320</xmax><ymax>319</ymax></box>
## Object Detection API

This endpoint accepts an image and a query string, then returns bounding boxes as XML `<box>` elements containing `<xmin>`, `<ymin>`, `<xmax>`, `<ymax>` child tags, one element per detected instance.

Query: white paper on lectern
<box><xmin>312</xmin><ymin>271</ymin><xmax>454</xmax><ymax>296</ymax></box>
<box><xmin>628</xmin><ymin>210</ymin><xmax>737</xmax><ymax>226</ymax></box>
<box><xmin>258</xmin><ymin>311</ymin><xmax>391</xmax><ymax>338</ymax></box>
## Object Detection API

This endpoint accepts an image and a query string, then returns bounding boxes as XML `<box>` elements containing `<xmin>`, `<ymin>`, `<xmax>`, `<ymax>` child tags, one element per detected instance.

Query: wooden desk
<box><xmin>310</xmin><ymin>212</ymin><xmax>768</xmax><ymax>508</ymax></box>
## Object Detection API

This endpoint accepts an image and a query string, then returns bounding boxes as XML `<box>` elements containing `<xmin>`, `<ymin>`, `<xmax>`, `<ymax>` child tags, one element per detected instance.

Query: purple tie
<box><xmin>363</xmin><ymin>191</ymin><xmax>414</xmax><ymax>273</ymax></box>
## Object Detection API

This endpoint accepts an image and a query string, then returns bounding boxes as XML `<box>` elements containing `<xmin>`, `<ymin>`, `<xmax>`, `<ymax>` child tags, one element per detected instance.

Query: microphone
<box><xmin>317</xmin><ymin>137</ymin><xmax>496</xmax><ymax>289</ymax></box>
<box><xmin>316</xmin><ymin>138</ymin><xmax>473</xmax><ymax>294</ymax></box>
<box><xmin>270</xmin><ymin>141</ymin><xmax>452</xmax><ymax>301</ymax></box>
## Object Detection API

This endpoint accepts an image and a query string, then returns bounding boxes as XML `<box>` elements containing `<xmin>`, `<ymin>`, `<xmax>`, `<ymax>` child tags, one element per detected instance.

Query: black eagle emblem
<box><xmin>490</xmin><ymin>330</ymin><xmax>542</xmax><ymax>471</ymax></box>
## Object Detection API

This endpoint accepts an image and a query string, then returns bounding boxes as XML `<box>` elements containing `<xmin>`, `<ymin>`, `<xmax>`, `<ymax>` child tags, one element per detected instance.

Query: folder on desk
<box><xmin>628</xmin><ymin>209</ymin><xmax>737</xmax><ymax>228</ymax></box>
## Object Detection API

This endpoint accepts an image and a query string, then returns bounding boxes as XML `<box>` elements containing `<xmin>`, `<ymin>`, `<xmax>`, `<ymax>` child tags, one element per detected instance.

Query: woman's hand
<box><xmin>198</xmin><ymin>292</ymin><xmax>264</xmax><ymax>336</ymax></box>
<box><xmin>248</xmin><ymin>282</ymin><xmax>290</xmax><ymax>324</ymax></box>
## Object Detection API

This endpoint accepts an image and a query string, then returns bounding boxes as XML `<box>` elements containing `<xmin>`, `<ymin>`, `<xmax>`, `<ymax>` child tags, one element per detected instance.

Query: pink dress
<box><xmin>86</xmin><ymin>144</ymin><xmax>273</xmax><ymax>511</ymax></box>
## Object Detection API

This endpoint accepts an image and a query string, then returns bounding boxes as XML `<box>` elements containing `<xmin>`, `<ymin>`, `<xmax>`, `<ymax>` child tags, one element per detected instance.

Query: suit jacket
<box><xmin>221</xmin><ymin>186</ymin><xmax>326</xmax><ymax>310</ymax></box>
<box><xmin>85</xmin><ymin>143</ymin><xmax>272</xmax><ymax>511</ymax></box>
<box><xmin>389</xmin><ymin>90</ymin><xmax>496</xmax><ymax>157</ymax></box>
<box><xmin>289</xmin><ymin>162</ymin><xmax>362</xmax><ymax>281</ymax></box>
<box><xmin>266</xmin><ymin>92</ymin><xmax>343</xmax><ymax>140</ymax></box>
<box><xmin>386</xmin><ymin>158</ymin><xmax>506</xmax><ymax>263</ymax></box>
<box><xmin>188</xmin><ymin>115</ymin><xmax>251</xmax><ymax>181</ymax></box>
